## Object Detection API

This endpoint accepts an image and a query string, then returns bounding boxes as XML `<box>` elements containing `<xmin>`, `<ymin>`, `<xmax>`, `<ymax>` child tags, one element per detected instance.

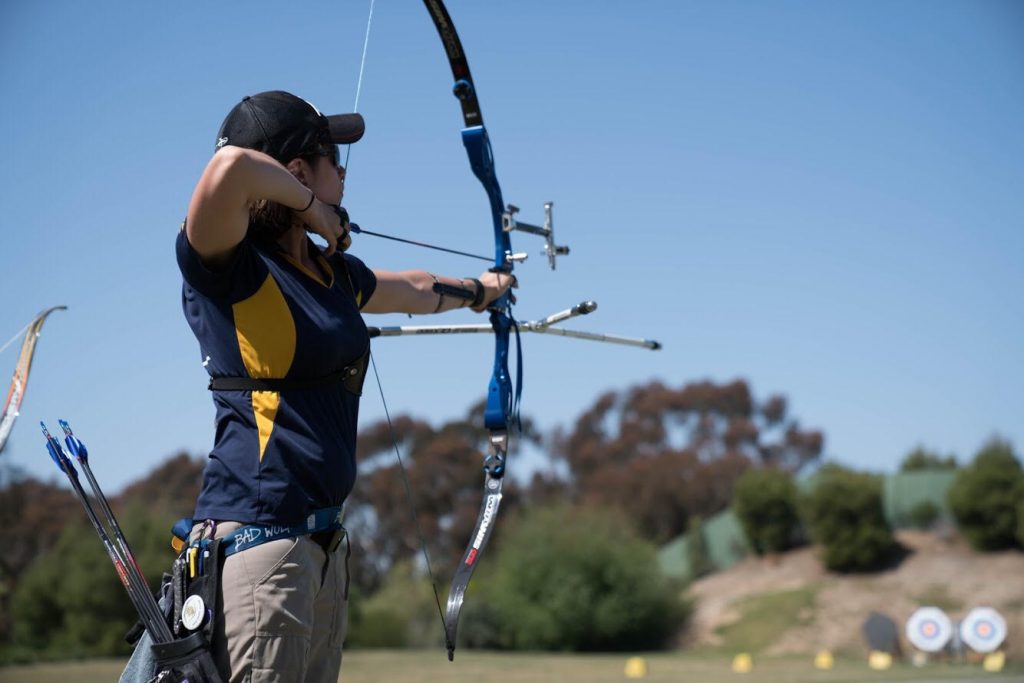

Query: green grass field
<box><xmin>2</xmin><ymin>651</ymin><xmax>1021</xmax><ymax>683</ymax></box>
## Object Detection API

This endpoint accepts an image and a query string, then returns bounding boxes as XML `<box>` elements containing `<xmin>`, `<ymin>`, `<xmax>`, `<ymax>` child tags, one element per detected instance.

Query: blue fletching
<box><xmin>58</xmin><ymin>419</ymin><xmax>88</xmax><ymax>462</ymax></box>
<box><xmin>40</xmin><ymin>422</ymin><xmax>75</xmax><ymax>475</ymax></box>
<box><xmin>66</xmin><ymin>436</ymin><xmax>88</xmax><ymax>461</ymax></box>
<box><xmin>45</xmin><ymin>440</ymin><xmax>61</xmax><ymax>467</ymax></box>
<box><xmin>45</xmin><ymin>439</ymin><xmax>76</xmax><ymax>476</ymax></box>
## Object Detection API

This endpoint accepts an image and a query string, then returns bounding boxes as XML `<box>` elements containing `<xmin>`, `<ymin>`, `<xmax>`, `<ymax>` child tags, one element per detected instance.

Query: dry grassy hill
<box><xmin>686</xmin><ymin>530</ymin><xmax>1024</xmax><ymax>659</ymax></box>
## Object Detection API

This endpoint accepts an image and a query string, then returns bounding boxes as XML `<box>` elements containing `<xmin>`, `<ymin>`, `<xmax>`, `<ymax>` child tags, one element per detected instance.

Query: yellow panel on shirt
<box><xmin>232</xmin><ymin>274</ymin><xmax>296</xmax><ymax>460</ymax></box>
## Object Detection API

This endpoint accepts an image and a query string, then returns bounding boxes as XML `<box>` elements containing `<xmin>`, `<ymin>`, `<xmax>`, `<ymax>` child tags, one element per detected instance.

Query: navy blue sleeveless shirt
<box><xmin>176</xmin><ymin>228</ymin><xmax>376</xmax><ymax>525</ymax></box>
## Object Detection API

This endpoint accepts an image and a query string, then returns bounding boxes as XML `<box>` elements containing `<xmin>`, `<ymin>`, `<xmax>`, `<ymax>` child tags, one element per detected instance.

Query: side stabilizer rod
<box><xmin>367</xmin><ymin>300</ymin><xmax>661</xmax><ymax>350</ymax></box>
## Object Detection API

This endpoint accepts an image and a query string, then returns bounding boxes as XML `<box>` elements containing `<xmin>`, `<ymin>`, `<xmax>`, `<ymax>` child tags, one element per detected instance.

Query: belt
<box><xmin>218</xmin><ymin>508</ymin><xmax>345</xmax><ymax>558</ymax></box>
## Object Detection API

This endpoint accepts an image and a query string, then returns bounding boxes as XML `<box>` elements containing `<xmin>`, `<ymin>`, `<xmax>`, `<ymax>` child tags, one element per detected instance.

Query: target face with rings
<box><xmin>960</xmin><ymin>607</ymin><xmax>1007</xmax><ymax>653</ymax></box>
<box><xmin>906</xmin><ymin>607</ymin><xmax>953</xmax><ymax>652</ymax></box>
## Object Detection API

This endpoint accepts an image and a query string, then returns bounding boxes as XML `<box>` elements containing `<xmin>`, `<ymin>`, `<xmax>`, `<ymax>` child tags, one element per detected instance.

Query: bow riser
<box><xmin>484</xmin><ymin>314</ymin><xmax>513</xmax><ymax>432</ymax></box>
<box><xmin>461</xmin><ymin>127</ymin><xmax>510</xmax><ymax>271</ymax></box>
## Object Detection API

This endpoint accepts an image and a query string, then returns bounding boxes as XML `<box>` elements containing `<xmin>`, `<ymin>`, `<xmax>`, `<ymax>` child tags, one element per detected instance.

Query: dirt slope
<box><xmin>686</xmin><ymin>530</ymin><xmax>1024</xmax><ymax>658</ymax></box>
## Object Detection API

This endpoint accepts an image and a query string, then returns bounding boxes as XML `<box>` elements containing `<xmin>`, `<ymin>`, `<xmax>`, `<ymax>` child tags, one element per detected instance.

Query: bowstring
<box><xmin>368</xmin><ymin>353</ymin><xmax>448</xmax><ymax>642</ymax></box>
<box><xmin>347</xmin><ymin>0</ymin><xmax>449</xmax><ymax>647</ymax></box>
<box><xmin>0</xmin><ymin>318</ymin><xmax>34</xmax><ymax>356</ymax></box>
<box><xmin>344</xmin><ymin>0</ymin><xmax>376</xmax><ymax>172</ymax></box>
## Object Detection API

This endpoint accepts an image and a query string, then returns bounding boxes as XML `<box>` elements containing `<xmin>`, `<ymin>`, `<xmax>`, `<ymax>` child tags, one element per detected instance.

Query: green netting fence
<box><xmin>658</xmin><ymin>470</ymin><xmax>958</xmax><ymax>579</ymax></box>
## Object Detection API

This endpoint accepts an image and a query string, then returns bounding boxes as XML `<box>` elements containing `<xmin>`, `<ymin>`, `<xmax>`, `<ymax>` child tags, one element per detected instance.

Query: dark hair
<box><xmin>248</xmin><ymin>199</ymin><xmax>294</xmax><ymax>242</ymax></box>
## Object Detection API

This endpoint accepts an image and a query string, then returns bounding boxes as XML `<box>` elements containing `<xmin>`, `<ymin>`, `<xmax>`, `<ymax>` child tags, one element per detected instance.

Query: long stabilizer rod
<box><xmin>367</xmin><ymin>301</ymin><xmax>661</xmax><ymax>350</ymax></box>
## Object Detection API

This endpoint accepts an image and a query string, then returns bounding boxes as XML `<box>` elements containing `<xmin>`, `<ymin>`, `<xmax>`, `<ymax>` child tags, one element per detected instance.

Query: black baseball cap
<box><xmin>215</xmin><ymin>90</ymin><xmax>365</xmax><ymax>163</ymax></box>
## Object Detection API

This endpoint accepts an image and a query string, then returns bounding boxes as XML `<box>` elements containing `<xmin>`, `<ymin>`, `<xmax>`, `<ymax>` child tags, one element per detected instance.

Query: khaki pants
<box><xmin>192</xmin><ymin>522</ymin><xmax>349</xmax><ymax>683</ymax></box>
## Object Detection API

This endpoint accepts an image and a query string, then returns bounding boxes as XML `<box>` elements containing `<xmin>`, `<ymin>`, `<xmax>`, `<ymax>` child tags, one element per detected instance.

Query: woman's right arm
<box><xmin>185</xmin><ymin>146</ymin><xmax>318</xmax><ymax>267</ymax></box>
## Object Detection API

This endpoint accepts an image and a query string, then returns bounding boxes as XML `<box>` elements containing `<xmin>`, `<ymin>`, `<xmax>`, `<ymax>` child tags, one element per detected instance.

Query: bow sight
<box><xmin>501</xmin><ymin>202</ymin><xmax>569</xmax><ymax>270</ymax></box>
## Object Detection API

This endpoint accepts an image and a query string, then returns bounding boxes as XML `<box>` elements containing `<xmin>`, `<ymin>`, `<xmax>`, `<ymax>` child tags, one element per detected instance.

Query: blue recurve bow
<box><xmin>361</xmin><ymin>0</ymin><xmax>655</xmax><ymax>660</ymax></box>
<box><xmin>421</xmin><ymin>0</ymin><xmax>517</xmax><ymax>661</ymax></box>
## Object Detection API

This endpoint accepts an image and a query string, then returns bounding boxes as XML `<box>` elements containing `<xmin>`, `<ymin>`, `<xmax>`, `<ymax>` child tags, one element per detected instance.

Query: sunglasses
<box><xmin>304</xmin><ymin>144</ymin><xmax>343</xmax><ymax>170</ymax></box>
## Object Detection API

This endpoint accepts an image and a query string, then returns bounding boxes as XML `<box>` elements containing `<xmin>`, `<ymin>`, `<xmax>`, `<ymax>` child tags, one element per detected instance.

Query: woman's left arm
<box><xmin>362</xmin><ymin>270</ymin><xmax>516</xmax><ymax>315</ymax></box>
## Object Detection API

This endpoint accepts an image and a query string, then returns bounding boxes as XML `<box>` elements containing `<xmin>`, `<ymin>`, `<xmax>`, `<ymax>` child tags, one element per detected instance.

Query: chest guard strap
<box><xmin>207</xmin><ymin>347</ymin><xmax>369</xmax><ymax>396</ymax></box>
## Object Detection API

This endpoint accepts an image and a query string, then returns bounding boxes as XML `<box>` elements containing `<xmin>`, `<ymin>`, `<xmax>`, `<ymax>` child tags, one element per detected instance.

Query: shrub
<box><xmin>1018</xmin><ymin>499</ymin><xmax>1024</xmax><ymax>549</ymax></box>
<box><xmin>345</xmin><ymin>605</ymin><xmax>408</xmax><ymax>648</ymax></box>
<box><xmin>899</xmin><ymin>447</ymin><xmax>957</xmax><ymax>472</ymax></box>
<box><xmin>948</xmin><ymin>438</ymin><xmax>1023</xmax><ymax>550</ymax></box>
<box><xmin>477</xmin><ymin>505</ymin><xmax>689</xmax><ymax>652</ymax></box>
<box><xmin>906</xmin><ymin>501</ymin><xmax>940</xmax><ymax>529</ymax></box>
<box><xmin>687</xmin><ymin>516</ymin><xmax>715</xmax><ymax>579</ymax></box>
<box><xmin>344</xmin><ymin>560</ymin><xmax>441</xmax><ymax>648</ymax></box>
<box><xmin>800</xmin><ymin>466</ymin><xmax>898</xmax><ymax>572</ymax></box>
<box><xmin>734</xmin><ymin>468</ymin><xmax>801</xmax><ymax>555</ymax></box>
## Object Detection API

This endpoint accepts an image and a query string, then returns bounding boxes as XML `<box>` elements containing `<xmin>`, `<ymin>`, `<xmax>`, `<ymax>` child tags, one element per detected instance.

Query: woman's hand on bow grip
<box><xmin>473</xmin><ymin>271</ymin><xmax>518</xmax><ymax>312</ymax></box>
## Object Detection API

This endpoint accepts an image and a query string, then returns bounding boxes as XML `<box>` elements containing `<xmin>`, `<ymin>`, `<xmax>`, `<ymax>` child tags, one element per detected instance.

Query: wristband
<box><xmin>430</xmin><ymin>274</ymin><xmax>444</xmax><ymax>313</ymax></box>
<box><xmin>469</xmin><ymin>278</ymin><xmax>485</xmax><ymax>307</ymax></box>
<box><xmin>435</xmin><ymin>280</ymin><xmax>477</xmax><ymax>308</ymax></box>
<box><xmin>298</xmin><ymin>189</ymin><xmax>315</xmax><ymax>212</ymax></box>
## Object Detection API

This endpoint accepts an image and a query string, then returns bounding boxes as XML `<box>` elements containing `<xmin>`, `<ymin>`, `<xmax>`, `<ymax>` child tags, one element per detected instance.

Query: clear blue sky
<box><xmin>1</xmin><ymin>1</ymin><xmax>1021</xmax><ymax>492</ymax></box>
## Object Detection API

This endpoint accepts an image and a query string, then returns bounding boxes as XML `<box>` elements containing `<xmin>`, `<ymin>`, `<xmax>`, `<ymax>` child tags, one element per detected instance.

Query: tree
<box><xmin>474</xmin><ymin>505</ymin><xmax>689</xmax><ymax>652</ymax></box>
<box><xmin>1017</xmin><ymin>498</ymin><xmax>1024</xmax><ymax>549</ymax></box>
<box><xmin>734</xmin><ymin>468</ymin><xmax>801</xmax><ymax>555</ymax></box>
<box><xmin>801</xmin><ymin>466</ymin><xmax>898</xmax><ymax>572</ymax></box>
<box><xmin>0</xmin><ymin>452</ymin><xmax>202</xmax><ymax>656</ymax></box>
<box><xmin>899</xmin><ymin>447</ymin><xmax>957</xmax><ymax>472</ymax></box>
<box><xmin>0</xmin><ymin>474</ymin><xmax>80</xmax><ymax>644</ymax></box>
<box><xmin>118</xmin><ymin>451</ymin><xmax>206</xmax><ymax>516</ymax></box>
<box><xmin>9</xmin><ymin>505</ymin><xmax>175</xmax><ymax>657</ymax></box>
<box><xmin>344</xmin><ymin>402</ymin><xmax>540</xmax><ymax>595</ymax></box>
<box><xmin>550</xmin><ymin>380</ymin><xmax>823</xmax><ymax>543</ymax></box>
<box><xmin>948</xmin><ymin>438</ymin><xmax>1023</xmax><ymax>551</ymax></box>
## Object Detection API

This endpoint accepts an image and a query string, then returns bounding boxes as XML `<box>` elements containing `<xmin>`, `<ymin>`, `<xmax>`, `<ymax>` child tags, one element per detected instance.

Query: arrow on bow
<box><xmin>342</xmin><ymin>0</ymin><xmax>660</xmax><ymax>661</ymax></box>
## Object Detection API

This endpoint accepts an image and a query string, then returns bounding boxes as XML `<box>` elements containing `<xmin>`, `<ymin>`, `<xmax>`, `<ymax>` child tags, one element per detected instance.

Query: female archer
<box><xmin>176</xmin><ymin>90</ymin><xmax>513</xmax><ymax>682</ymax></box>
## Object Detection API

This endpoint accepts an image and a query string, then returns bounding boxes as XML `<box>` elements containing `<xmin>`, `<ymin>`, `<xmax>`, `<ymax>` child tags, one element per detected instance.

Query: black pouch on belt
<box><xmin>179</xmin><ymin>538</ymin><xmax>222</xmax><ymax>640</ymax></box>
<box><xmin>149</xmin><ymin>632</ymin><xmax>223</xmax><ymax>683</ymax></box>
<box><xmin>147</xmin><ymin>538</ymin><xmax>225</xmax><ymax>682</ymax></box>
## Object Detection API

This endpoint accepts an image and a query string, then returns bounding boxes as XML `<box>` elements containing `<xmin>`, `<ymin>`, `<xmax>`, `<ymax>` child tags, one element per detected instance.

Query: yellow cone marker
<box><xmin>868</xmin><ymin>650</ymin><xmax>892</xmax><ymax>670</ymax></box>
<box><xmin>624</xmin><ymin>657</ymin><xmax>647</xmax><ymax>679</ymax></box>
<box><xmin>983</xmin><ymin>651</ymin><xmax>1005</xmax><ymax>673</ymax></box>
<box><xmin>731</xmin><ymin>653</ymin><xmax>753</xmax><ymax>673</ymax></box>
<box><xmin>814</xmin><ymin>650</ymin><xmax>834</xmax><ymax>670</ymax></box>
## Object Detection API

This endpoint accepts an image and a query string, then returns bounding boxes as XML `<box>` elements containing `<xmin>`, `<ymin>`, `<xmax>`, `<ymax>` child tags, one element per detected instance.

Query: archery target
<box><xmin>960</xmin><ymin>607</ymin><xmax>1007</xmax><ymax>653</ymax></box>
<box><xmin>906</xmin><ymin>607</ymin><xmax>953</xmax><ymax>652</ymax></box>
